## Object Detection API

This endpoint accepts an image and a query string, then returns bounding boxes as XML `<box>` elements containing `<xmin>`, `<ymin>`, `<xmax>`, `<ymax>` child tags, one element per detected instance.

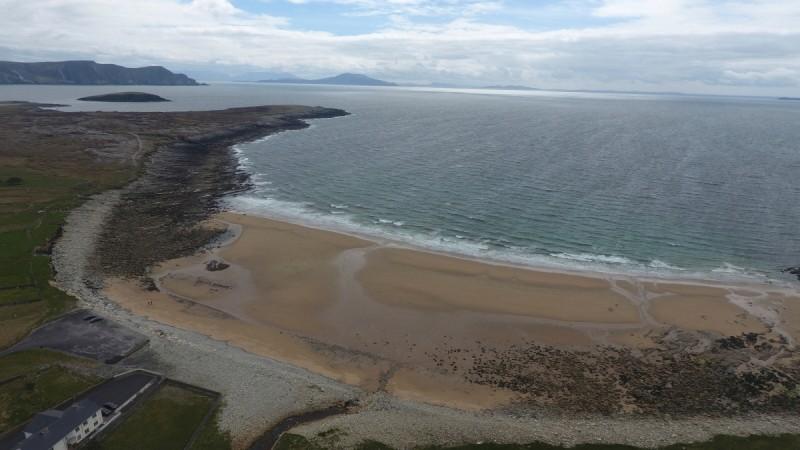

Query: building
<box><xmin>14</xmin><ymin>400</ymin><xmax>103</xmax><ymax>450</ymax></box>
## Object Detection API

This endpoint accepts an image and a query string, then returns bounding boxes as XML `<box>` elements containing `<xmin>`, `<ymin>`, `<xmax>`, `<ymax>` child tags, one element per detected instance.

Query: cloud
<box><xmin>721</xmin><ymin>67</ymin><xmax>799</xmax><ymax>86</ymax></box>
<box><xmin>286</xmin><ymin>0</ymin><xmax>503</xmax><ymax>17</ymax></box>
<box><xmin>0</xmin><ymin>0</ymin><xmax>798</xmax><ymax>94</ymax></box>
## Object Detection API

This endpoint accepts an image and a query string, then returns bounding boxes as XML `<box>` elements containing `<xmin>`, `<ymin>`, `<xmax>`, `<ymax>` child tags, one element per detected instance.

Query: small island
<box><xmin>778</xmin><ymin>97</ymin><xmax>800</xmax><ymax>101</ymax></box>
<box><xmin>78</xmin><ymin>92</ymin><xmax>170</xmax><ymax>102</ymax></box>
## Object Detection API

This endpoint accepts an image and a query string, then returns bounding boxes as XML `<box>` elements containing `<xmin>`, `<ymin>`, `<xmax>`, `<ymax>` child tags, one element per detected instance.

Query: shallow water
<box><xmin>3</xmin><ymin>83</ymin><xmax>799</xmax><ymax>282</ymax></box>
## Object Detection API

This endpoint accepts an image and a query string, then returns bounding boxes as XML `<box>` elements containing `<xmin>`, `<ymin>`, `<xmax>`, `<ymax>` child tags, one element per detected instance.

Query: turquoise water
<box><xmin>2</xmin><ymin>83</ymin><xmax>798</xmax><ymax>282</ymax></box>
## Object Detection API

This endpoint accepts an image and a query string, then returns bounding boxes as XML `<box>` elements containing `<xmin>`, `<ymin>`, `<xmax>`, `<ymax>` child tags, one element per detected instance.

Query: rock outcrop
<box><xmin>784</xmin><ymin>266</ymin><xmax>800</xmax><ymax>280</ymax></box>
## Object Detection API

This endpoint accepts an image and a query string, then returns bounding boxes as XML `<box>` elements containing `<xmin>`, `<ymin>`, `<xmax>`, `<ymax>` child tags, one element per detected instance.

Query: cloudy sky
<box><xmin>1</xmin><ymin>0</ymin><xmax>799</xmax><ymax>95</ymax></box>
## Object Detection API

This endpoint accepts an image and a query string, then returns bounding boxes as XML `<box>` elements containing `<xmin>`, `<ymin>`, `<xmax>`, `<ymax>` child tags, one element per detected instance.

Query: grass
<box><xmin>189</xmin><ymin>405</ymin><xmax>233</xmax><ymax>450</ymax></box>
<box><xmin>274</xmin><ymin>433</ymin><xmax>800</xmax><ymax>450</ymax></box>
<box><xmin>0</xmin><ymin>349</ymin><xmax>100</xmax><ymax>433</ymax></box>
<box><xmin>0</xmin><ymin>365</ymin><xmax>100</xmax><ymax>433</ymax></box>
<box><xmin>0</xmin><ymin>348</ymin><xmax>97</xmax><ymax>381</ymax></box>
<box><xmin>0</xmin><ymin>166</ymin><xmax>130</xmax><ymax>349</ymax></box>
<box><xmin>88</xmin><ymin>383</ymin><xmax>217</xmax><ymax>450</ymax></box>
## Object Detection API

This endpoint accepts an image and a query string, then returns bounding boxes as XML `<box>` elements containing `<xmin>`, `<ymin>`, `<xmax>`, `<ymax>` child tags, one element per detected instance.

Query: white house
<box><xmin>15</xmin><ymin>400</ymin><xmax>103</xmax><ymax>450</ymax></box>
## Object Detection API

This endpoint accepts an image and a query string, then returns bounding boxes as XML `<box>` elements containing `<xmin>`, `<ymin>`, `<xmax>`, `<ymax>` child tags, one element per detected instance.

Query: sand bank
<box><xmin>104</xmin><ymin>212</ymin><xmax>800</xmax><ymax>411</ymax></box>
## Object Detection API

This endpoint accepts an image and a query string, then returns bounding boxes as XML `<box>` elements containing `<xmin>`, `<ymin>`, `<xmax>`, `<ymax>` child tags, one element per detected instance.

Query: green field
<box><xmin>0</xmin><ymin>103</ymin><xmax>143</xmax><ymax>349</ymax></box>
<box><xmin>87</xmin><ymin>382</ymin><xmax>226</xmax><ymax>450</ymax></box>
<box><xmin>0</xmin><ymin>168</ymin><xmax>123</xmax><ymax>348</ymax></box>
<box><xmin>275</xmin><ymin>432</ymin><xmax>800</xmax><ymax>450</ymax></box>
<box><xmin>189</xmin><ymin>406</ymin><xmax>233</xmax><ymax>450</ymax></box>
<box><xmin>0</xmin><ymin>350</ymin><xmax>101</xmax><ymax>432</ymax></box>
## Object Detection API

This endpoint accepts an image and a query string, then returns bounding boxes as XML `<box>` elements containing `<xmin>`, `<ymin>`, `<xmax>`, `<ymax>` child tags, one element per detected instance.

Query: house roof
<box><xmin>16</xmin><ymin>400</ymin><xmax>100</xmax><ymax>450</ymax></box>
<box><xmin>22</xmin><ymin>410</ymin><xmax>63</xmax><ymax>435</ymax></box>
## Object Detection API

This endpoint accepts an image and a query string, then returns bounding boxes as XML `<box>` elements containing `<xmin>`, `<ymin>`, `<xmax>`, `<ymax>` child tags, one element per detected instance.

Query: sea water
<box><xmin>3</xmin><ymin>83</ymin><xmax>798</xmax><ymax>282</ymax></box>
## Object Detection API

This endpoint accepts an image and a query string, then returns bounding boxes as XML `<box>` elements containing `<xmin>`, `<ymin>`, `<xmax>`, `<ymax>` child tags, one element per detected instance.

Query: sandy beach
<box><xmin>103</xmin><ymin>212</ymin><xmax>800</xmax><ymax>412</ymax></box>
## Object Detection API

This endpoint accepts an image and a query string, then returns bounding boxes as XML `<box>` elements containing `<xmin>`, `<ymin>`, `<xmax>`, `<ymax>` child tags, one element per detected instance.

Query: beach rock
<box><xmin>783</xmin><ymin>266</ymin><xmax>800</xmax><ymax>280</ymax></box>
<box><xmin>206</xmin><ymin>259</ymin><xmax>230</xmax><ymax>272</ymax></box>
<box><xmin>141</xmin><ymin>277</ymin><xmax>160</xmax><ymax>292</ymax></box>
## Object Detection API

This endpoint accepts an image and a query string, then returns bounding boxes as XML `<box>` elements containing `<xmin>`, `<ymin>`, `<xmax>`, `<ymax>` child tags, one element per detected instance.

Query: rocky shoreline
<box><xmin>92</xmin><ymin>106</ymin><xmax>348</xmax><ymax>279</ymax></box>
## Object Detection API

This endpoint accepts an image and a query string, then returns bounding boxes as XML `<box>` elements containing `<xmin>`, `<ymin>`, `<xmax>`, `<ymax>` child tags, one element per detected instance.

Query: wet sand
<box><xmin>104</xmin><ymin>212</ymin><xmax>800</xmax><ymax>410</ymax></box>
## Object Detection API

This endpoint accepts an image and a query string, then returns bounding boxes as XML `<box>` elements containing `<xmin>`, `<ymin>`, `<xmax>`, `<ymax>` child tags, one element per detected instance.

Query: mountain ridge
<box><xmin>261</xmin><ymin>72</ymin><xmax>395</xmax><ymax>87</ymax></box>
<box><xmin>0</xmin><ymin>60</ymin><xmax>199</xmax><ymax>85</ymax></box>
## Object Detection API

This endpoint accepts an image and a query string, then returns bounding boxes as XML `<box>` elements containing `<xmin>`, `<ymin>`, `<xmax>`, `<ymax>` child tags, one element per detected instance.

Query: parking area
<box><xmin>4</xmin><ymin>309</ymin><xmax>148</xmax><ymax>363</ymax></box>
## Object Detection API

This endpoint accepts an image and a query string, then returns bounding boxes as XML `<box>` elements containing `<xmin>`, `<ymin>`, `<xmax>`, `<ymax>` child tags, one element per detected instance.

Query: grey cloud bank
<box><xmin>0</xmin><ymin>0</ymin><xmax>798</xmax><ymax>96</ymax></box>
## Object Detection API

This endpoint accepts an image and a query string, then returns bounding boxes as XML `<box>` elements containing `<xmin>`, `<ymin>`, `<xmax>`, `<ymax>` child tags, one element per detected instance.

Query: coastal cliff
<box><xmin>0</xmin><ymin>60</ymin><xmax>199</xmax><ymax>85</ymax></box>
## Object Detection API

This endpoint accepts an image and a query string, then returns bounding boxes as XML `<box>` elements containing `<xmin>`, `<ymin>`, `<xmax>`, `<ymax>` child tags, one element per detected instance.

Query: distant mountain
<box><xmin>778</xmin><ymin>97</ymin><xmax>800</xmax><ymax>101</ymax></box>
<box><xmin>183</xmin><ymin>70</ymin><xmax>234</xmax><ymax>82</ymax></box>
<box><xmin>232</xmin><ymin>71</ymin><xmax>298</xmax><ymax>82</ymax></box>
<box><xmin>482</xmin><ymin>85</ymin><xmax>541</xmax><ymax>91</ymax></box>
<box><xmin>262</xmin><ymin>73</ymin><xmax>396</xmax><ymax>87</ymax></box>
<box><xmin>0</xmin><ymin>60</ymin><xmax>199</xmax><ymax>85</ymax></box>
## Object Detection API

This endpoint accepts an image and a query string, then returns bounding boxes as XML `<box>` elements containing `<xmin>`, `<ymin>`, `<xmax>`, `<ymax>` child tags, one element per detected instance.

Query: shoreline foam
<box><xmin>226</xmin><ymin>195</ymin><xmax>796</xmax><ymax>291</ymax></box>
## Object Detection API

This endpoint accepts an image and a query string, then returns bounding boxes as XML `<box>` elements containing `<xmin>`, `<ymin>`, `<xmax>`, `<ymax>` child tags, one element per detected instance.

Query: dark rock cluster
<box><xmin>206</xmin><ymin>260</ymin><xmax>230</xmax><ymax>271</ymax></box>
<box><xmin>783</xmin><ymin>266</ymin><xmax>800</xmax><ymax>281</ymax></box>
<box><xmin>428</xmin><ymin>331</ymin><xmax>798</xmax><ymax>416</ymax></box>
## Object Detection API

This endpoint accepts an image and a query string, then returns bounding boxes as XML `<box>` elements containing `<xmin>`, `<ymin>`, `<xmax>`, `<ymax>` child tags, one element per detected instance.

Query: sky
<box><xmin>1</xmin><ymin>0</ymin><xmax>799</xmax><ymax>95</ymax></box>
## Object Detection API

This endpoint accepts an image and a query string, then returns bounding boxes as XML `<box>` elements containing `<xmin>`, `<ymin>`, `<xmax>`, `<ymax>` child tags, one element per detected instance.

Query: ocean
<box><xmin>3</xmin><ymin>83</ymin><xmax>799</xmax><ymax>282</ymax></box>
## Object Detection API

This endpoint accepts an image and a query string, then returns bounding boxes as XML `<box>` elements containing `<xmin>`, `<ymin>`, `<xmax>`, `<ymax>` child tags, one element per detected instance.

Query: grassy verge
<box><xmin>0</xmin><ymin>348</ymin><xmax>97</xmax><ymax>381</ymax></box>
<box><xmin>88</xmin><ymin>383</ymin><xmax>217</xmax><ymax>450</ymax></box>
<box><xmin>275</xmin><ymin>433</ymin><xmax>800</xmax><ymax>450</ymax></box>
<box><xmin>0</xmin><ymin>349</ymin><xmax>101</xmax><ymax>432</ymax></box>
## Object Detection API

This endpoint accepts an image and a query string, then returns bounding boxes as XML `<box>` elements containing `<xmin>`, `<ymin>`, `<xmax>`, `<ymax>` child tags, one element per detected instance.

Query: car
<box><xmin>103</xmin><ymin>402</ymin><xmax>119</xmax><ymax>411</ymax></box>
